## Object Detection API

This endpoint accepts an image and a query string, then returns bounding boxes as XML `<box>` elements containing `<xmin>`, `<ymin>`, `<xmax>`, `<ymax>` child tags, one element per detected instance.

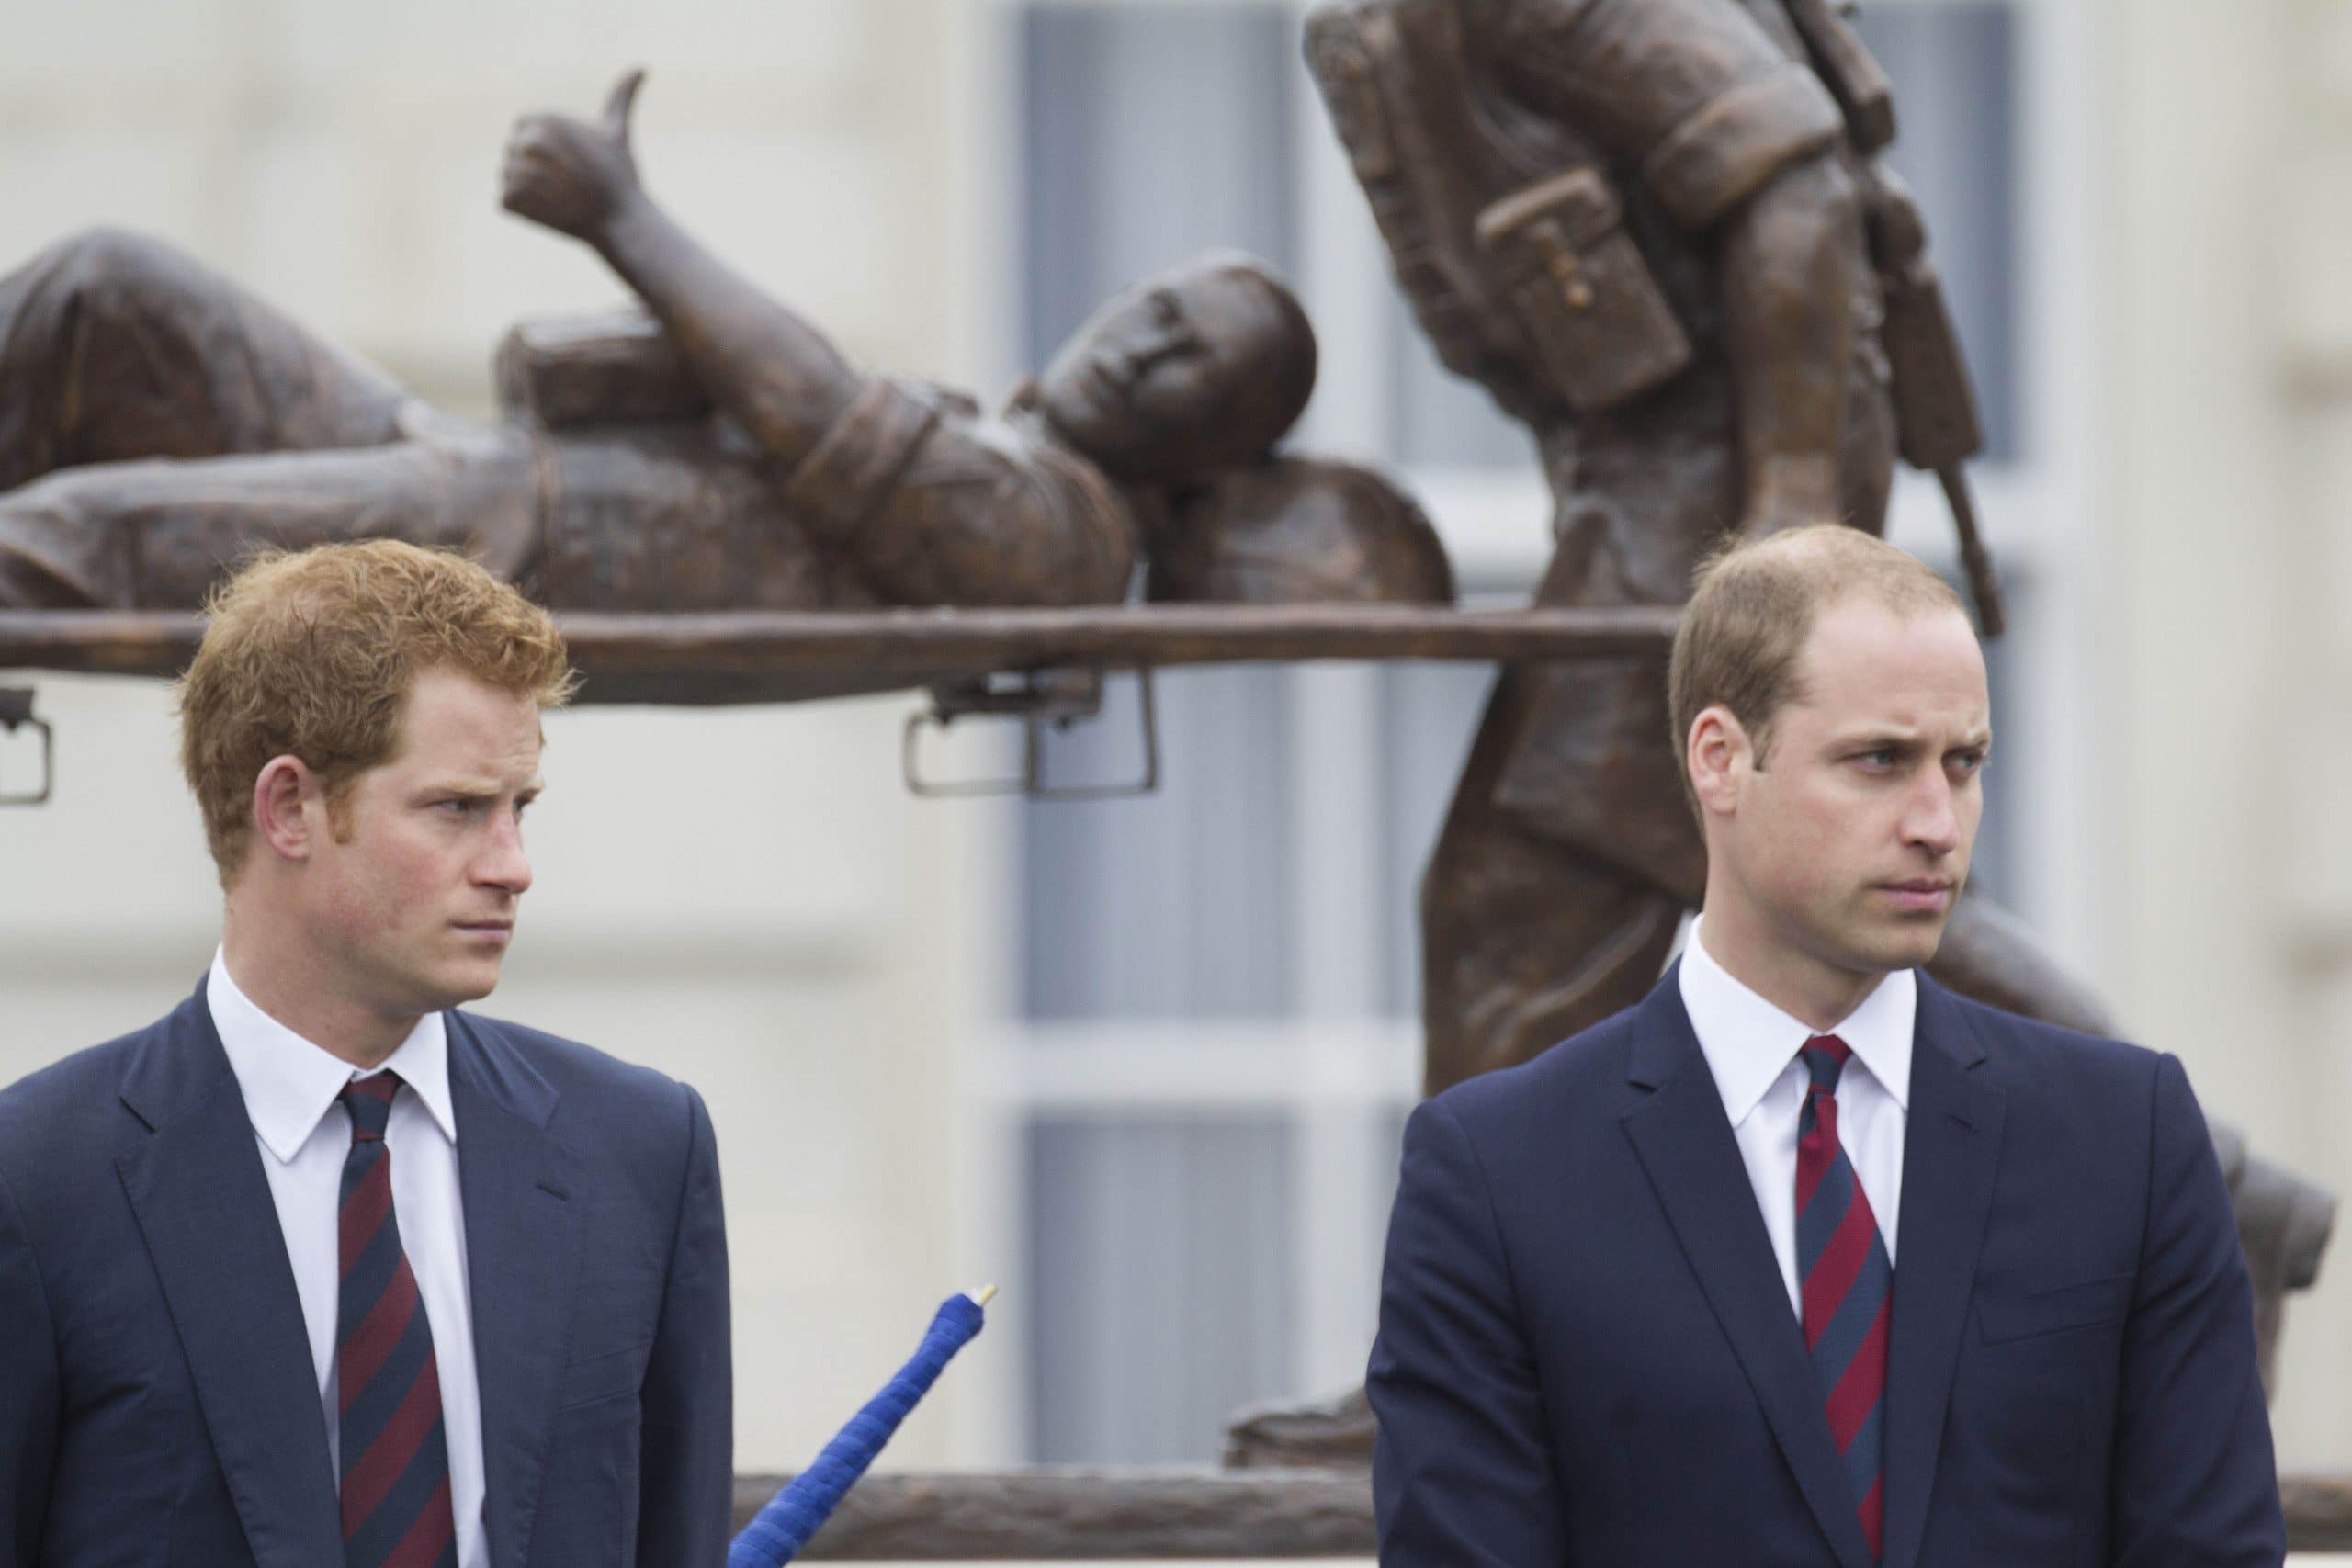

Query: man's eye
<box><xmin>1950</xmin><ymin>750</ymin><xmax>1987</xmax><ymax>776</ymax></box>
<box><xmin>1856</xmin><ymin>749</ymin><xmax>1899</xmax><ymax>769</ymax></box>
<box><xmin>437</xmin><ymin>798</ymin><xmax>484</xmax><ymax>816</ymax></box>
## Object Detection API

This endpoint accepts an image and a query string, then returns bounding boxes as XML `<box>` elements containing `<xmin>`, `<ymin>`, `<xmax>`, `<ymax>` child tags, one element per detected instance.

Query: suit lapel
<box><xmin>114</xmin><ymin>982</ymin><xmax>345</xmax><ymax>1568</ymax></box>
<box><xmin>449</xmin><ymin>1012</ymin><xmax>578</xmax><ymax>1568</ymax></box>
<box><xmin>1880</xmin><ymin>978</ymin><xmax>2006</xmax><ymax>1568</ymax></box>
<box><xmin>1619</xmin><ymin>969</ymin><xmax>1878</xmax><ymax>1568</ymax></box>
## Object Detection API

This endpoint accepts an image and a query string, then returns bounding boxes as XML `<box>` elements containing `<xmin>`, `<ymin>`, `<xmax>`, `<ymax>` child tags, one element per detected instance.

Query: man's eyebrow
<box><xmin>1815</xmin><ymin>724</ymin><xmax>1984</xmax><ymax>747</ymax></box>
<box><xmin>1825</xmin><ymin>728</ymin><xmax>1993</xmax><ymax>752</ymax></box>
<box><xmin>1826</xmin><ymin>728</ymin><xmax>1923</xmax><ymax>750</ymax></box>
<box><xmin>416</xmin><ymin>777</ymin><xmax>545</xmax><ymax>798</ymax></box>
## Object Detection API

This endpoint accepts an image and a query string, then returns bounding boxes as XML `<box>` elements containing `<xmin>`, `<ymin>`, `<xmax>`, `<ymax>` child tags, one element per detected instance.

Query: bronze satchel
<box><xmin>1307</xmin><ymin>0</ymin><xmax>1696</xmax><ymax>420</ymax></box>
<box><xmin>1472</xmin><ymin>169</ymin><xmax>1693</xmax><ymax>415</ymax></box>
<box><xmin>494</xmin><ymin>307</ymin><xmax>709</xmax><ymax>428</ymax></box>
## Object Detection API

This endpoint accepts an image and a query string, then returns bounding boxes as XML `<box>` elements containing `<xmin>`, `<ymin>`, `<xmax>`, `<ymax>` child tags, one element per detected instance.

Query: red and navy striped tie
<box><xmin>1796</xmin><ymin>1034</ymin><xmax>1890</xmax><ymax>1561</ymax></box>
<box><xmin>336</xmin><ymin>1072</ymin><xmax>458</xmax><ymax>1568</ymax></box>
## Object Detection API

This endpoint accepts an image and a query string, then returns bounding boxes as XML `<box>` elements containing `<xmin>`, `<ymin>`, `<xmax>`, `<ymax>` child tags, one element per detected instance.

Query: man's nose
<box><xmin>1903</xmin><ymin>773</ymin><xmax>1961</xmax><ymax>856</ymax></box>
<box><xmin>476</xmin><ymin>813</ymin><xmax>534</xmax><ymax>895</ymax></box>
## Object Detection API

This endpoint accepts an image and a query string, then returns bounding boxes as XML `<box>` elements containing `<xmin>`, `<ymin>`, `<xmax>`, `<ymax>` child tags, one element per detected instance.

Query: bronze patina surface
<box><xmin>0</xmin><ymin>73</ymin><xmax>1447</xmax><ymax>626</ymax></box>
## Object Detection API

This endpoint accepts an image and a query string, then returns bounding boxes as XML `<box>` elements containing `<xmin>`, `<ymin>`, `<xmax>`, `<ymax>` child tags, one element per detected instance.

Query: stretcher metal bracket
<box><xmin>903</xmin><ymin>667</ymin><xmax>1159</xmax><ymax>800</ymax></box>
<box><xmin>0</xmin><ymin>685</ymin><xmax>53</xmax><ymax>806</ymax></box>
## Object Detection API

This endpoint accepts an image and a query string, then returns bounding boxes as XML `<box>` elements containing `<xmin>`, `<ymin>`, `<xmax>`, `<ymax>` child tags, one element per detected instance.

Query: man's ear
<box><xmin>252</xmin><ymin>755</ymin><xmax>324</xmax><ymax>864</ymax></box>
<box><xmin>1686</xmin><ymin>705</ymin><xmax>1751</xmax><ymax>818</ymax></box>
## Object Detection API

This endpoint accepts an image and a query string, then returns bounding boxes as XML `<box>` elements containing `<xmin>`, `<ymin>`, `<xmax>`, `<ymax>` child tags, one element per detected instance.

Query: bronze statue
<box><xmin>0</xmin><ymin>72</ymin><xmax>1450</xmax><ymax>620</ymax></box>
<box><xmin>1307</xmin><ymin>0</ymin><xmax>2120</xmax><ymax>1083</ymax></box>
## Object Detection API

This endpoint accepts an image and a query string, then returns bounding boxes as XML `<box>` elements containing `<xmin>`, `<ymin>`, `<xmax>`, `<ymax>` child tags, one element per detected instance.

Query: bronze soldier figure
<box><xmin>1306</xmin><ymin>0</ymin><xmax>2108</xmax><ymax>1089</ymax></box>
<box><xmin>0</xmin><ymin>72</ymin><xmax>1450</xmax><ymax>618</ymax></box>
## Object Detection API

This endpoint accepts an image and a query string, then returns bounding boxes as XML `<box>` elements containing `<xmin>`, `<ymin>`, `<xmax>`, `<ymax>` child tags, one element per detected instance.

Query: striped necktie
<box><xmin>1796</xmin><ymin>1034</ymin><xmax>1891</xmax><ymax>1561</ymax></box>
<box><xmin>336</xmin><ymin>1072</ymin><xmax>458</xmax><ymax>1568</ymax></box>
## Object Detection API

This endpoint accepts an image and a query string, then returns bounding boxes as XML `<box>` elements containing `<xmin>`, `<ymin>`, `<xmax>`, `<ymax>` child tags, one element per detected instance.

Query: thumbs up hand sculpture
<box><xmin>501</xmin><ymin>68</ymin><xmax>648</xmax><ymax>243</ymax></box>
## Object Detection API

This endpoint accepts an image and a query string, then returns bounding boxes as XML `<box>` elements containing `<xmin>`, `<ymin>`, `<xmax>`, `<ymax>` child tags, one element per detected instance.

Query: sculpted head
<box><xmin>179</xmin><ymin>541</ymin><xmax>578</xmax><ymax>1038</ymax></box>
<box><xmin>1036</xmin><ymin>251</ymin><xmax>1318</xmax><ymax>484</ymax></box>
<box><xmin>1670</xmin><ymin>525</ymin><xmax>1988</xmax><ymax>1021</ymax></box>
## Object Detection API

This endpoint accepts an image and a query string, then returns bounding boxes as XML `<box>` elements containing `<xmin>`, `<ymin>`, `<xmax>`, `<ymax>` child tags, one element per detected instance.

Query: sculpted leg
<box><xmin>0</xmin><ymin>228</ymin><xmax>408</xmax><ymax>491</ymax></box>
<box><xmin>0</xmin><ymin>432</ymin><xmax>537</xmax><ymax>609</ymax></box>
<box><xmin>1422</xmin><ymin>666</ymin><xmax>1688</xmax><ymax>1097</ymax></box>
<box><xmin>1422</xmin><ymin>817</ymin><xmax>1684</xmax><ymax>1096</ymax></box>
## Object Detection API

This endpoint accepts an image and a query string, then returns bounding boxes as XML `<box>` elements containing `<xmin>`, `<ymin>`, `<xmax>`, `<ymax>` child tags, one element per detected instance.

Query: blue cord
<box><xmin>728</xmin><ymin>1292</ymin><xmax>988</xmax><ymax>1568</ymax></box>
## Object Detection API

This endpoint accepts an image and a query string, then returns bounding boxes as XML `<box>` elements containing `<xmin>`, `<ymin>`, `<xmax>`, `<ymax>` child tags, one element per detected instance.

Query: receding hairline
<box><xmin>1692</xmin><ymin>525</ymin><xmax>1967</xmax><ymax>637</ymax></box>
<box><xmin>1721</xmin><ymin>521</ymin><xmax>1948</xmax><ymax>582</ymax></box>
<box><xmin>1747</xmin><ymin>595</ymin><xmax>1988</xmax><ymax>788</ymax></box>
<box><xmin>1786</xmin><ymin>576</ymin><xmax>1980</xmax><ymax>649</ymax></box>
<box><xmin>1668</xmin><ymin>523</ymin><xmax>1974</xmax><ymax>803</ymax></box>
<box><xmin>1781</xmin><ymin>586</ymin><xmax>1988</xmax><ymax>696</ymax></box>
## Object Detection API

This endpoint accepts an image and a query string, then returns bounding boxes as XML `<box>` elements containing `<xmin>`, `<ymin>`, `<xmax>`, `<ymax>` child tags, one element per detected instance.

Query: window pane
<box><xmin>1854</xmin><ymin>1</ymin><xmax>2022</xmax><ymax>462</ymax></box>
<box><xmin>1025</xmin><ymin>1113</ymin><xmax>1296</xmax><ymax>1463</ymax></box>
<box><xmin>1371</xmin><ymin>662</ymin><xmax>1497</xmax><ymax>1018</ymax></box>
<box><xmin>1961</xmin><ymin>566</ymin><xmax>2025</xmax><ymax>904</ymax></box>
<box><xmin>1020</xmin><ymin>670</ymin><xmax>1296</xmax><ymax>1021</ymax></box>
<box><xmin>1375</xmin><ymin>1099</ymin><xmax>1410</xmax><ymax>1213</ymax></box>
<box><xmin>1021</xmin><ymin>1</ymin><xmax>1298</xmax><ymax>365</ymax></box>
<box><xmin>1018</xmin><ymin>3</ymin><xmax>1306</xmax><ymax>1023</ymax></box>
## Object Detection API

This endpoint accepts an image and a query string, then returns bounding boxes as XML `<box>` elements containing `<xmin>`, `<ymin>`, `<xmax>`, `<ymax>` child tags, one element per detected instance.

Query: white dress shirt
<box><xmin>209</xmin><ymin>951</ymin><xmax>489</xmax><ymax>1568</ymax></box>
<box><xmin>1677</xmin><ymin>918</ymin><xmax>1914</xmax><ymax>1319</ymax></box>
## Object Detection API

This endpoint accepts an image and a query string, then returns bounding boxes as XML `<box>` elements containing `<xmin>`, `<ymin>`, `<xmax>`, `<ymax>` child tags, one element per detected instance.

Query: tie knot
<box><xmin>1800</xmin><ymin>1034</ymin><xmax>1851</xmax><ymax>1092</ymax></box>
<box><xmin>339</xmin><ymin>1071</ymin><xmax>401</xmax><ymax>1143</ymax></box>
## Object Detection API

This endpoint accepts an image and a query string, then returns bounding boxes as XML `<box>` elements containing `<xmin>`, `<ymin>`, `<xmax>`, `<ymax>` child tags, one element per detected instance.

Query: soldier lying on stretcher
<box><xmin>0</xmin><ymin>72</ymin><xmax>1450</xmax><ymax>617</ymax></box>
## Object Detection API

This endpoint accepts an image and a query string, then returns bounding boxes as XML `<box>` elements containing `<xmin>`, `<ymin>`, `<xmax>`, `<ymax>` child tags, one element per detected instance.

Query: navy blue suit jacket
<box><xmin>0</xmin><ymin>979</ymin><xmax>733</xmax><ymax>1568</ymax></box>
<box><xmin>1370</xmin><ymin>967</ymin><xmax>2283</xmax><ymax>1567</ymax></box>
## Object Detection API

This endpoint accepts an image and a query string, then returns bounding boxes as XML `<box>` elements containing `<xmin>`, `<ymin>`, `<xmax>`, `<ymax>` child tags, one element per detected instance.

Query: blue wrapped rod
<box><xmin>728</xmin><ymin>1287</ymin><xmax>993</xmax><ymax>1568</ymax></box>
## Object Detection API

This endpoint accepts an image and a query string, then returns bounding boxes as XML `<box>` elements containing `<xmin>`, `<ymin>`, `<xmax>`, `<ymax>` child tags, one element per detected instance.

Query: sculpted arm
<box><xmin>501</xmin><ymin>72</ymin><xmax>860</xmax><ymax>472</ymax></box>
<box><xmin>1715</xmin><ymin>154</ymin><xmax>1867</xmax><ymax>532</ymax></box>
<box><xmin>1368</xmin><ymin>1098</ymin><xmax>1569</xmax><ymax>1564</ymax></box>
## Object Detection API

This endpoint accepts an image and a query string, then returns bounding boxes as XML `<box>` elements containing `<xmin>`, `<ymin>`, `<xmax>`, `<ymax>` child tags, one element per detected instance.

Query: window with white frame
<box><xmin>985</xmin><ymin>0</ymin><xmax>2079</xmax><ymax>1465</ymax></box>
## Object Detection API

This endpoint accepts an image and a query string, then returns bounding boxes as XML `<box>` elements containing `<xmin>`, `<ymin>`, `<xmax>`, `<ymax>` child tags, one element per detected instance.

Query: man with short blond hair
<box><xmin>1668</xmin><ymin>525</ymin><xmax>1966</xmax><ymax>812</ymax></box>
<box><xmin>0</xmin><ymin>540</ymin><xmax>733</xmax><ymax>1568</ymax></box>
<box><xmin>1372</xmin><ymin>524</ymin><xmax>2283</xmax><ymax>1565</ymax></box>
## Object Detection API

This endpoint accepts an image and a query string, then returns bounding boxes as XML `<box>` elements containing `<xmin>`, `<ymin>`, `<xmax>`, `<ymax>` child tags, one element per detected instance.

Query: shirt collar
<box><xmin>206</xmin><ymin>948</ymin><xmax>457</xmax><ymax>1163</ymax></box>
<box><xmin>1677</xmin><ymin>916</ymin><xmax>1916</xmax><ymax>1126</ymax></box>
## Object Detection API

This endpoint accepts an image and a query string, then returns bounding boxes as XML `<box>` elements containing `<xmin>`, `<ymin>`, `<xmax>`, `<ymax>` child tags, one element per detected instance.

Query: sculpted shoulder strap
<box><xmin>1780</xmin><ymin>0</ymin><xmax>1895</xmax><ymax>152</ymax></box>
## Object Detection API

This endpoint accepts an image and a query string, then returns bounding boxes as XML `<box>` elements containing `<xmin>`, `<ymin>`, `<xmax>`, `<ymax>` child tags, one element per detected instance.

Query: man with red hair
<box><xmin>0</xmin><ymin>540</ymin><xmax>733</xmax><ymax>1568</ymax></box>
